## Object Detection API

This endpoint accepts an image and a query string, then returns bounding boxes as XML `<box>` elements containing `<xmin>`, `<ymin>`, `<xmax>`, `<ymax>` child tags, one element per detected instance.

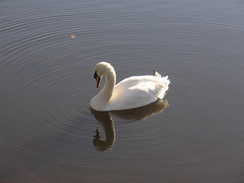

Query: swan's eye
<box><xmin>94</xmin><ymin>71</ymin><xmax>99</xmax><ymax>79</ymax></box>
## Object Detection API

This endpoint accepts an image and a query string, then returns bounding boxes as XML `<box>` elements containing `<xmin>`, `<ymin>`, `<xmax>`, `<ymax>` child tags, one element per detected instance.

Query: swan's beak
<box><xmin>94</xmin><ymin>71</ymin><xmax>101</xmax><ymax>88</ymax></box>
<box><xmin>95</xmin><ymin>76</ymin><xmax>101</xmax><ymax>88</ymax></box>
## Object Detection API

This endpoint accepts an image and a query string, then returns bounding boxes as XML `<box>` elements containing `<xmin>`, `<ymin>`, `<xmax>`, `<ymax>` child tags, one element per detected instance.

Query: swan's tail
<box><xmin>163</xmin><ymin>75</ymin><xmax>170</xmax><ymax>85</ymax></box>
<box><xmin>158</xmin><ymin>77</ymin><xmax>170</xmax><ymax>99</ymax></box>
<box><xmin>153</xmin><ymin>70</ymin><xmax>161</xmax><ymax>77</ymax></box>
<box><xmin>153</xmin><ymin>70</ymin><xmax>170</xmax><ymax>83</ymax></box>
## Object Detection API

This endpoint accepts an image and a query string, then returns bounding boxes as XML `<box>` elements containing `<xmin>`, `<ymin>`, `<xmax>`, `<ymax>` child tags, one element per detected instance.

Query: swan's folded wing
<box><xmin>108</xmin><ymin>81</ymin><xmax>167</xmax><ymax>111</ymax></box>
<box><xmin>105</xmin><ymin>75</ymin><xmax>170</xmax><ymax>111</ymax></box>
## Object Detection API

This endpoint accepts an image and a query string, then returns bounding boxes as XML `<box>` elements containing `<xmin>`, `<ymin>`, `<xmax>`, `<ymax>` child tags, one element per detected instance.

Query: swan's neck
<box><xmin>100</xmin><ymin>67</ymin><xmax>116</xmax><ymax>100</ymax></box>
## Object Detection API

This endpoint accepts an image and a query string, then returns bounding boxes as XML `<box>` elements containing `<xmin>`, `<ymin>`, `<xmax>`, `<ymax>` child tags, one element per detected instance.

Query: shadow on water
<box><xmin>91</xmin><ymin>99</ymin><xmax>169</xmax><ymax>152</ymax></box>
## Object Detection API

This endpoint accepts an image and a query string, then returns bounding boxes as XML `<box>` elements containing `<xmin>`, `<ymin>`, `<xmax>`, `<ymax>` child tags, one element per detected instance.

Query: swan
<box><xmin>90</xmin><ymin>62</ymin><xmax>170</xmax><ymax>111</ymax></box>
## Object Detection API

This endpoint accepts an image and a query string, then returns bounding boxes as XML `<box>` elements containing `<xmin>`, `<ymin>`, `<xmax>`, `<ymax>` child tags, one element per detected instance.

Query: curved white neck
<box><xmin>100</xmin><ymin>67</ymin><xmax>116</xmax><ymax>101</ymax></box>
<box><xmin>91</xmin><ymin>66</ymin><xmax>116</xmax><ymax>111</ymax></box>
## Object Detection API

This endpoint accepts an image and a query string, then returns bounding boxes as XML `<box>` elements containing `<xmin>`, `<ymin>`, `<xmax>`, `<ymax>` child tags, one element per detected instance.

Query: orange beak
<box><xmin>94</xmin><ymin>71</ymin><xmax>101</xmax><ymax>88</ymax></box>
<box><xmin>95</xmin><ymin>76</ymin><xmax>101</xmax><ymax>88</ymax></box>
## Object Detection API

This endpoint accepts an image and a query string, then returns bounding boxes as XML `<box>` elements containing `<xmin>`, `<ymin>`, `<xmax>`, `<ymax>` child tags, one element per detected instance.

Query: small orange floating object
<box><xmin>71</xmin><ymin>35</ymin><xmax>77</xmax><ymax>39</ymax></box>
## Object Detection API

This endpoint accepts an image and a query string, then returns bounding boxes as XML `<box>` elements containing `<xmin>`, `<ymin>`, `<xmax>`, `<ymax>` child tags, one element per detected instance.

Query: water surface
<box><xmin>1</xmin><ymin>0</ymin><xmax>244</xmax><ymax>182</ymax></box>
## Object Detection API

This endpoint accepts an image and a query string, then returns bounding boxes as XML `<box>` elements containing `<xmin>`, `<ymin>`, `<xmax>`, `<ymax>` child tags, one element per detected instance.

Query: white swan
<box><xmin>90</xmin><ymin>62</ymin><xmax>170</xmax><ymax>111</ymax></box>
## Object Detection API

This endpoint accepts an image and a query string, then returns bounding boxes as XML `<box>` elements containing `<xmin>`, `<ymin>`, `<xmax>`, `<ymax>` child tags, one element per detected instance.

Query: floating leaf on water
<box><xmin>71</xmin><ymin>35</ymin><xmax>77</xmax><ymax>39</ymax></box>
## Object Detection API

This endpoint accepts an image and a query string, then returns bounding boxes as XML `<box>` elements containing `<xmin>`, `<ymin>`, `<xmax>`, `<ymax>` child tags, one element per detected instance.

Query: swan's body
<box><xmin>90</xmin><ymin>62</ymin><xmax>170</xmax><ymax>111</ymax></box>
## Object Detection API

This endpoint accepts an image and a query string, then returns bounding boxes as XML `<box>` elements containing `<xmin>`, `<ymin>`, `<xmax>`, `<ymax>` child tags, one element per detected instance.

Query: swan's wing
<box><xmin>106</xmin><ymin>75</ymin><xmax>169</xmax><ymax>110</ymax></box>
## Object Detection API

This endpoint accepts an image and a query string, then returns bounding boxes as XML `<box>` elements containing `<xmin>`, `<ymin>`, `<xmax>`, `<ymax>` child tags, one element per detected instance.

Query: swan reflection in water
<box><xmin>90</xmin><ymin>99</ymin><xmax>169</xmax><ymax>152</ymax></box>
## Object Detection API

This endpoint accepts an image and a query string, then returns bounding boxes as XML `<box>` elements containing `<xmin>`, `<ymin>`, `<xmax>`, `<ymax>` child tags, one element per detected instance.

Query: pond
<box><xmin>1</xmin><ymin>0</ymin><xmax>244</xmax><ymax>182</ymax></box>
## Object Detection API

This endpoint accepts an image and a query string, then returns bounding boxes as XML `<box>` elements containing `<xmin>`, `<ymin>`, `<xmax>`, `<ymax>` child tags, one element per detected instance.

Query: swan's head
<box><xmin>93</xmin><ymin>62</ymin><xmax>112</xmax><ymax>88</ymax></box>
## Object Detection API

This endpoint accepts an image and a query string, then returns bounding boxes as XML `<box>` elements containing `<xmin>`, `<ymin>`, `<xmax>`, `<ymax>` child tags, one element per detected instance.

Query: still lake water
<box><xmin>1</xmin><ymin>0</ymin><xmax>244</xmax><ymax>182</ymax></box>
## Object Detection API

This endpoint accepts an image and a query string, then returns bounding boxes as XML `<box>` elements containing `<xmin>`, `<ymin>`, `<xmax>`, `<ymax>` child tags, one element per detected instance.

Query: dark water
<box><xmin>1</xmin><ymin>0</ymin><xmax>244</xmax><ymax>182</ymax></box>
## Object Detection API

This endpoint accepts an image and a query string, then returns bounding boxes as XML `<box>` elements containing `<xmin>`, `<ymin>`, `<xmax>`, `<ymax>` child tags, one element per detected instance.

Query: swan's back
<box><xmin>106</xmin><ymin>75</ymin><xmax>170</xmax><ymax>111</ymax></box>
